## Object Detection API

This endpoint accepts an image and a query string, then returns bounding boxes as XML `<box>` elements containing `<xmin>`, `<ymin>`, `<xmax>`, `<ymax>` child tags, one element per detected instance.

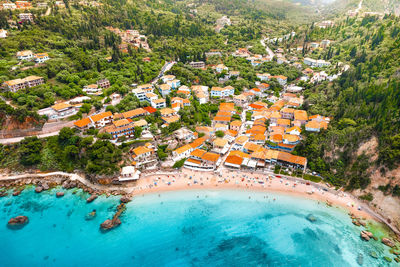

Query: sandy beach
<box><xmin>131</xmin><ymin>168</ymin><xmax>373</xmax><ymax>220</ymax></box>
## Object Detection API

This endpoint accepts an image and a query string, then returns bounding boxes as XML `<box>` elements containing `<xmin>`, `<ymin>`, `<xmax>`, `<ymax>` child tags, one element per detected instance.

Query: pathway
<box><xmin>260</xmin><ymin>38</ymin><xmax>275</xmax><ymax>58</ymax></box>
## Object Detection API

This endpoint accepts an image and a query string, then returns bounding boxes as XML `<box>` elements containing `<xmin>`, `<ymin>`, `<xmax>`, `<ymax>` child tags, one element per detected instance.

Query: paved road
<box><xmin>151</xmin><ymin>61</ymin><xmax>176</xmax><ymax>85</ymax></box>
<box><xmin>260</xmin><ymin>39</ymin><xmax>275</xmax><ymax>58</ymax></box>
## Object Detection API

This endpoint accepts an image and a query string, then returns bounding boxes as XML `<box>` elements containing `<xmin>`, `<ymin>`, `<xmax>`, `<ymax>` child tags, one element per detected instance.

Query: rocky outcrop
<box><xmin>306</xmin><ymin>214</ymin><xmax>317</xmax><ymax>222</ymax></box>
<box><xmin>360</xmin><ymin>231</ymin><xmax>373</xmax><ymax>241</ymax></box>
<box><xmin>120</xmin><ymin>196</ymin><xmax>131</xmax><ymax>203</ymax></box>
<box><xmin>7</xmin><ymin>216</ymin><xmax>29</xmax><ymax>229</ymax></box>
<box><xmin>85</xmin><ymin>210</ymin><xmax>97</xmax><ymax>221</ymax></box>
<box><xmin>56</xmin><ymin>192</ymin><xmax>65</xmax><ymax>198</ymax></box>
<box><xmin>35</xmin><ymin>186</ymin><xmax>43</xmax><ymax>193</ymax></box>
<box><xmin>13</xmin><ymin>188</ymin><xmax>23</xmax><ymax>196</ymax></box>
<box><xmin>100</xmin><ymin>203</ymin><xmax>126</xmax><ymax>232</ymax></box>
<box><xmin>86</xmin><ymin>194</ymin><xmax>98</xmax><ymax>203</ymax></box>
<box><xmin>0</xmin><ymin>191</ymin><xmax>8</xmax><ymax>197</ymax></box>
<box><xmin>382</xmin><ymin>238</ymin><xmax>395</xmax><ymax>247</ymax></box>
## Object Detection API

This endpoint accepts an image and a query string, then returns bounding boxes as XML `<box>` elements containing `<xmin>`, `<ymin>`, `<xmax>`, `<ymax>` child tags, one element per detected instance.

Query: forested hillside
<box><xmin>291</xmin><ymin>14</ymin><xmax>400</xmax><ymax>191</ymax></box>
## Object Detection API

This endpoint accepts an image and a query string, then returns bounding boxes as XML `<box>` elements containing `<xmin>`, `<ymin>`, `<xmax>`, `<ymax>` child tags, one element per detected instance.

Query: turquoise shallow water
<box><xmin>0</xmin><ymin>187</ymin><xmax>394</xmax><ymax>266</ymax></box>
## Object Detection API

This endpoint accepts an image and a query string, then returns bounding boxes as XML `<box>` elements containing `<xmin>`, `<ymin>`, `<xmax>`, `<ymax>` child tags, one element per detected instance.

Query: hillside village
<box><xmin>0</xmin><ymin>1</ymin><xmax>342</xmax><ymax>182</ymax></box>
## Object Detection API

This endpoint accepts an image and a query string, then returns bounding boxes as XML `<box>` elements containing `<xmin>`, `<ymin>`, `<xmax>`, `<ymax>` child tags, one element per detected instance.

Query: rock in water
<box><xmin>35</xmin><ymin>186</ymin><xmax>43</xmax><ymax>193</ymax></box>
<box><xmin>100</xmin><ymin>218</ymin><xmax>121</xmax><ymax>232</ymax></box>
<box><xmin>306</xmin><ymin>214</ymin><xmax>317</xmax><ymax>222</ymax></box>
<box><xmin>382</xmin><ymin>238</ymin><xmax>395</xmax><ymax>247</ymax></box>
<box><xmin>86</xmin><ymin>194</ymin><xmax>98</xmax><ymax>203</ymax></box>
<box><xmin>369</xmin><ymin>251</ymin><xmax>378</xmax><ymax>259</ymax></box>
<box><xmin>56</xmin><ymin>192</ymin><xmax>65</xmax><ymax>198</ymax></box>
<box><xmin>85</xmin><ymin>210</ymin><xmax>97</xmax><ymax>221</ymax></box>
<box><xmin>42</xmin><ymin>183</ymin><xmax>49</xmax><ymax>190</ymax></box>
<box><xmin>357</xmin><ymin>253</ymin><xmax>363</xmax><ymax>265</ymax></box>
<box><xmin>360</xmin><ymin>231</ymin><xmax>373</xmax><ymax>241</ymax></box>
<box><xmin>7</xmin><ymin>216</ymin><xmax>29</xmax><ymax>230</ymax></box>
<box><xmin>0</xmin><ymin>191</ymin><xmax>8</xmax><ymax>197</ymax></box>
<box><xmin>120</xmin><ymin>196</ymin><xmax>131</xmax><ymax>203</ymax></box>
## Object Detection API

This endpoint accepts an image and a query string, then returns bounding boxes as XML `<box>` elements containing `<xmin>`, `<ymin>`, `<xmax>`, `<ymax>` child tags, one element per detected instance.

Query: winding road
<box><xmin>260</xmin><ymin>39</ymin><xmax>275</xmax><ymax>58</ymax></box>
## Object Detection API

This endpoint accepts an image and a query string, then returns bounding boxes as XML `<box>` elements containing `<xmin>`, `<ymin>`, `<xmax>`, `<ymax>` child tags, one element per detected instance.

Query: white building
<box><xmin>0</xmin><ymin>29</ymin><xmax>7</xmax><ymax>38</ymax></box>
<box><xmin>34</xmin><ymin>53</ymin><xmax>50</xmax><ymax>63</ymax></box>
<box><xmin>16</xmin><ymin>50</ymin><xmax>34</xmax><ymax>60</ymax></box>
<box><xmin>119</xmin><ymin>166</ymin><xmax>141</xmax><ymax>181</ymax></box>
<box><xmin>211</xmin><ymin>86</ymin><xmax>234</xmax><ymax>98</ymax></box>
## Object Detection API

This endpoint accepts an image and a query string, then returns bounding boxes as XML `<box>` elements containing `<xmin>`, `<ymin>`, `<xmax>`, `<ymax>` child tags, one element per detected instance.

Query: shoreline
<box><xmin>1</xmin><ymin>168</ymin><xmax>399</xmax><ymax>237</ymax></box>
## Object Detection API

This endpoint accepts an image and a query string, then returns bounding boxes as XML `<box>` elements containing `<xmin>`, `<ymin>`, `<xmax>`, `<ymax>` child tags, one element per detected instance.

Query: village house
<box><xmin>41</xmin><ymin>102</ymin><xmax>78</xmax><ymax>120</ymax></box>
<box><xmin>189</xmin><ymin>61</ymin><xmax>205</xmax><ymax>69</ymax></box>
<box><xmin>224</xmin><ymin>129</ymin><xmax>238</xmax><ymax>143</ymax></box>
<box><xmin>293</xmin><ymin>110</ymin><xmax>308</xmax><ymax>125</ymax></box>
<box><xmin>161</xmin><ymin>75</ymin><xmax>175</xmax><ymax>83</ymax></box>
<box><xmin>3</xmin><ymin>76</ymin><xmax>44</xmax><ymax>92</ymax></box>
<box><xmin>122</xmin><ymin>108</ymin><xmax>148</xmax><ymax>119</ymax></box>
<box><xmin>233</xmin><ymin>94</ymin><xmax>248</xmax><ymax>107</ymax></box>
<box><xmin>230</xmin><ymin>120</ymin><xmax>242</xmax><ymax>132</ymax></box>
<box><xmin>17</xmin><ymin>50</ymin><xmax>34</xmax><ymax>60</ymax></box>
<box><xmin>256</xmin><ymin>73</ymin><xmax>270</xmax><ymax>81</ymax></box>
<box><xmin>166</xmin><ymin>79</ymin><xmax>181</xmax><ymax>89</ymax></box>
<box><xmin>19</xmin><ymin>13</ymin><xmax>34</xmax><ymax>22</ymax></box>
<box><xmin>159</xmin><ymin>84</ymin><xmax>172</xmax><ymax>97</ymax></box>
<box><xmin>232</xmin><ymin>135</ymin><xmax>249</xmax><ymax>151</ymax></box>
<box><xmin>211</xmin><ymin>86</ymin><xmax>234</xmax><ymax>98</ymax></box>
<box><xmin>271</xmin><ymin>75</ymin><xmax>287</xmax><ymax>86</ymax></box>
<box><xmin>151</xmin><ymin>98</ymin><xmax>166</xmax><ymax>109</ymax></box>
<box><xmin>280</xmin><ymin>107</ymin><xmax>295</xmax><ymax>120</ymax></box>
<box><xmin>184</xmin><ymin>151</ymin><xmax>221</xmax><ymax>171</ymax></box>
<box><xmin>90</xmin><ymin>112</ymin><xmax>113</xmax><ymax>128</ymax></box>
<box><xmin>174</xmin><ymin>128</ymin><xmax>197</xmax><ymax>143</ymax></box>
<box><xmin>83</xmin><ymin>84</ymin><xmax>102</xmax><ymax>95</ymax></box>
<box><xmin>34</xmin><ymin>53</ymin><xmax>50</xmax><ymax>63</ymax></box>
<box><xmin>212</xmin><ymin>138</ymin><xmax>229</xmax><ymax>154</ymax></box>
<box><xmin>176</xmin><ymin>85</ymin><xmax>191</xmax><ymax>97</ymax></box>
<box><xmin>0</xmin><ymin>29</ymin><xmax>7</xmax><ymax>38</ymax></box>
<box><xmin>105</xmin><ymin>119</ymin><xmax>136</xmax><ymax>140</ymax></box>
<box><xmin>215</xmin><ymin>64</ymin><xmax>228</xmax><ymax>73</ymax></box>
<box><xmin>131</xmin><ymin>144</ymin><xmax>157</xmax><ymax>168</ymax></box>
<box><xmin>16</xmin><ymin>1</ymin><xmax>32</xmax><ymax>9</ymax></box>
<box><xmin>3</xmin><ymin>2</ymin><xmax>16</xmax><ymax>9</ymax></box>
<box><xmin>97</xmin><ymin>79</ymin><xmax>110</xmax><ymax>89</ymax></box>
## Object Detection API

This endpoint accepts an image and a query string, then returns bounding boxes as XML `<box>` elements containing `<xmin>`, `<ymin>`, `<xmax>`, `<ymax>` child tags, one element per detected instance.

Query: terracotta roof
<box><xmin>230</xmin><ymin>120</ymin><xmax>242</xmax><ymax>127</ymax></box>
<box><xmin>252</xmin><ymin>133</ymin><xmax>266</xmax><ymax>141</ymax></box>
<box><xmin>305</xmin><ymin>121</ymin><xmax>321</xmax><ymax>129</ymax></box>
<box><xmin>91</xmin><ymin>111</ymin><xmax>112</xmax><ymax>122</ymax></box>
<box><xmin>133</xmin><ymin>119</ymin><xmax>148</xmax><ymax>127</ymax></box>
<box><xmin>235</xmin><ymin>135</ymin><xmax>249</xmax><ymax>145</ymax></box>
<box><xmin>74</xmin><ymin>118</ymin><xmax>91</xmax><ymax>128</ymax></box>
<box><xmin>123</xmin><ymin>108</ymin><xmax>147</xmax><ymax>118</ymax></box>
<box><xmin>287</xmin><ymin>126</ymin><xmax>301</xmax><ymax>133</ymax></box>
<box><xmin>214</xmin><ymin>123</ymin><xmax>228</xmax><ymax>130</ymax></box>
<box><xmin>162</xmin><ymin>115</ymin><xmax>180</xmax><ymax>123</ymax></box>
<box><xmin>189</xmin><ymin>137</ymin><xmax>207</xmax><ymax>149</ymax></box>
<box><xmin>216</xmin><ymin>111</ymin><xmax>232</xmax><ymax>117</ymax></box>
<box><xmin>52</xmin><ymin>102</ymin><xmax>71</xmax><ymax>111</ymax></box>
<box><xmin>214</xmin><ymin>138</ymin><xmax>228</xmax><ymax>147</ymax></box>
<box><xmin>270</xmin><ymin>134</ymin><xmax>283</xmax><ymax>143</ymax></box>
<box><xmin>133</xmin><ymin>146</ymin><xmax>152</xmax><ymax>156</ymax></box>
<box><xmin>281</xmin><ymin>107</ymin><xmax>295</xmax><ymax>114</ymax></box>
<box><xmin>201</xmin><ymin>152</ymin><xmax>220</xmax><ymax>162</ymax></box>
<box><xmin>277</xmin><ymin>151</ymin><xmax>307</xmax><ymax>166</ymax></box>
<box><xmin>152</xmin><ymin>98</ymin><xmax>166</xmax><ymax>104</ymax></box>
<box><xmin>143</xmin><ymin>106</ymin><xmax>157</xmax><ymax>113</ymax></box>
<box><xmin>213</xmin><ymin>116</ymin><xmax>231</xmax><ymax>122</ymax></box>
<box><xmin>225</xmin><ymin>155</ymin><xmax>244</xmax><ymax>166</ymax></box>
<box><xmin>270</xmin><ymin>111</ymin><xmax>282</xmax><ymax>119</ymax></box>
<box><xmin>219</xmin><ymin>103</ymin><xmax>235</xmax><ymax>112</ymax></box>
<box><xmin>277</xmin><ymin>119</ymin><xmax>291</xmax><ymax>126</ymax></box>
<box><xmin>294</xmin><ymin>110</ymin><xmax>308</xmax><ymax>121</ymax></box>
<box><xmin>190</xmin><ymin>149</ymin><xmax>207</xmax><ymax>158</ymax></box>
<box><xmin>196</xmin><ymin>126</ymin><xmax>213</xmax><ymax>134</ymax></box>
<box><xmin>160</xmin><ymin>108</ymin><xmax>176</xmax><ymax>116</ymax></box>
<box><xmin>113</xmin><ymin>119</ymin><xmax>131</xmax><ymax>127</ymax></box>
<box><xmin>244</xmin><ymin>142</ymin><xmax>263</xmax><ymax>152</ymax></box>
<box><xmin>187</xmin><ymin>158</ymin><xmax>201</xmax><ymax>165</ymax></box>
<box><xmin>229</xmin><ymin>150</ymin><xmax>251</xmax><ymax>158</ymax></box>
<box><xmin>174</xmin><ymin>144</ymin><xmax>192</xmax><ymax>155</ymax></box>
<box><xmin>225</xmin><ymin>129</ymin><xmax>238</xmax><ymax>137</ymax></box>
<box><xmin>283</xmin><ymin>134</ymin><xmax>300</xmax><ymax>143</ymax></box>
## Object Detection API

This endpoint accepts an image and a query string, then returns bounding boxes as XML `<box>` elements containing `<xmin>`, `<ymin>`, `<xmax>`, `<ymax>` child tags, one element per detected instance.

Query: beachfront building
<box><xmin>184</xmin><ymin>150</ymin><xmax>221</xmax><ymax>171</ymax></box>
<box><xmin>2</xmin><ymin>76</ymin><xmax>44</xmax><ymax>92</ymax></box>
<box><xmin>131</xmin><ymin>144</ymin><xmax>157</xmax><ymax>168</ymax></box>
<box><xmin>119</xmin><ymin>166</ymin><xmax>141</xmax><ymax>182</ymax></box>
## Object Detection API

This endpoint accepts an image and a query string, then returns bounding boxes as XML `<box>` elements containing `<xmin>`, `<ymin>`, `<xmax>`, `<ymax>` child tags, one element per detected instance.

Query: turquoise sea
<box><xmin>0</xmin><ymin>187</ymin><xmax>394</xmax><ymax>266</ymax></box>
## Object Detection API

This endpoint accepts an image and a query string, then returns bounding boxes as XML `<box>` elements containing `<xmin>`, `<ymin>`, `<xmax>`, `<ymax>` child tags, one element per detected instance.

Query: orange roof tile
<box><xmin>74</xmin><ymin>118</ymin><xmax>91</xmax><ymax>128</ymax></box>
<box><xmin>225</xmin><ymin>155</ymin><xmax>244</xmax><ymax>166</ymax></box>
<box><xmin>190</xmin><ymin>149</ymin><xmax>207</xmax><ymax>158</ymax></box>
<box><xmin>294</xmin><ymin>110</ymin><xmax>308</xmax><ymax>121</ymax></box>
<box><xmin>201</xmin><ymin>152</ymin><xmax>220</xmax><ymax>162</ymax></box>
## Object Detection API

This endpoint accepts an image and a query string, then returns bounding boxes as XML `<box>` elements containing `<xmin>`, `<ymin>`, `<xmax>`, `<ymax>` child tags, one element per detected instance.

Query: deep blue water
<box><xmin>0</xmin><ymin>187</ymin><xmax>393</xmax><ymax>266</ymax></box>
